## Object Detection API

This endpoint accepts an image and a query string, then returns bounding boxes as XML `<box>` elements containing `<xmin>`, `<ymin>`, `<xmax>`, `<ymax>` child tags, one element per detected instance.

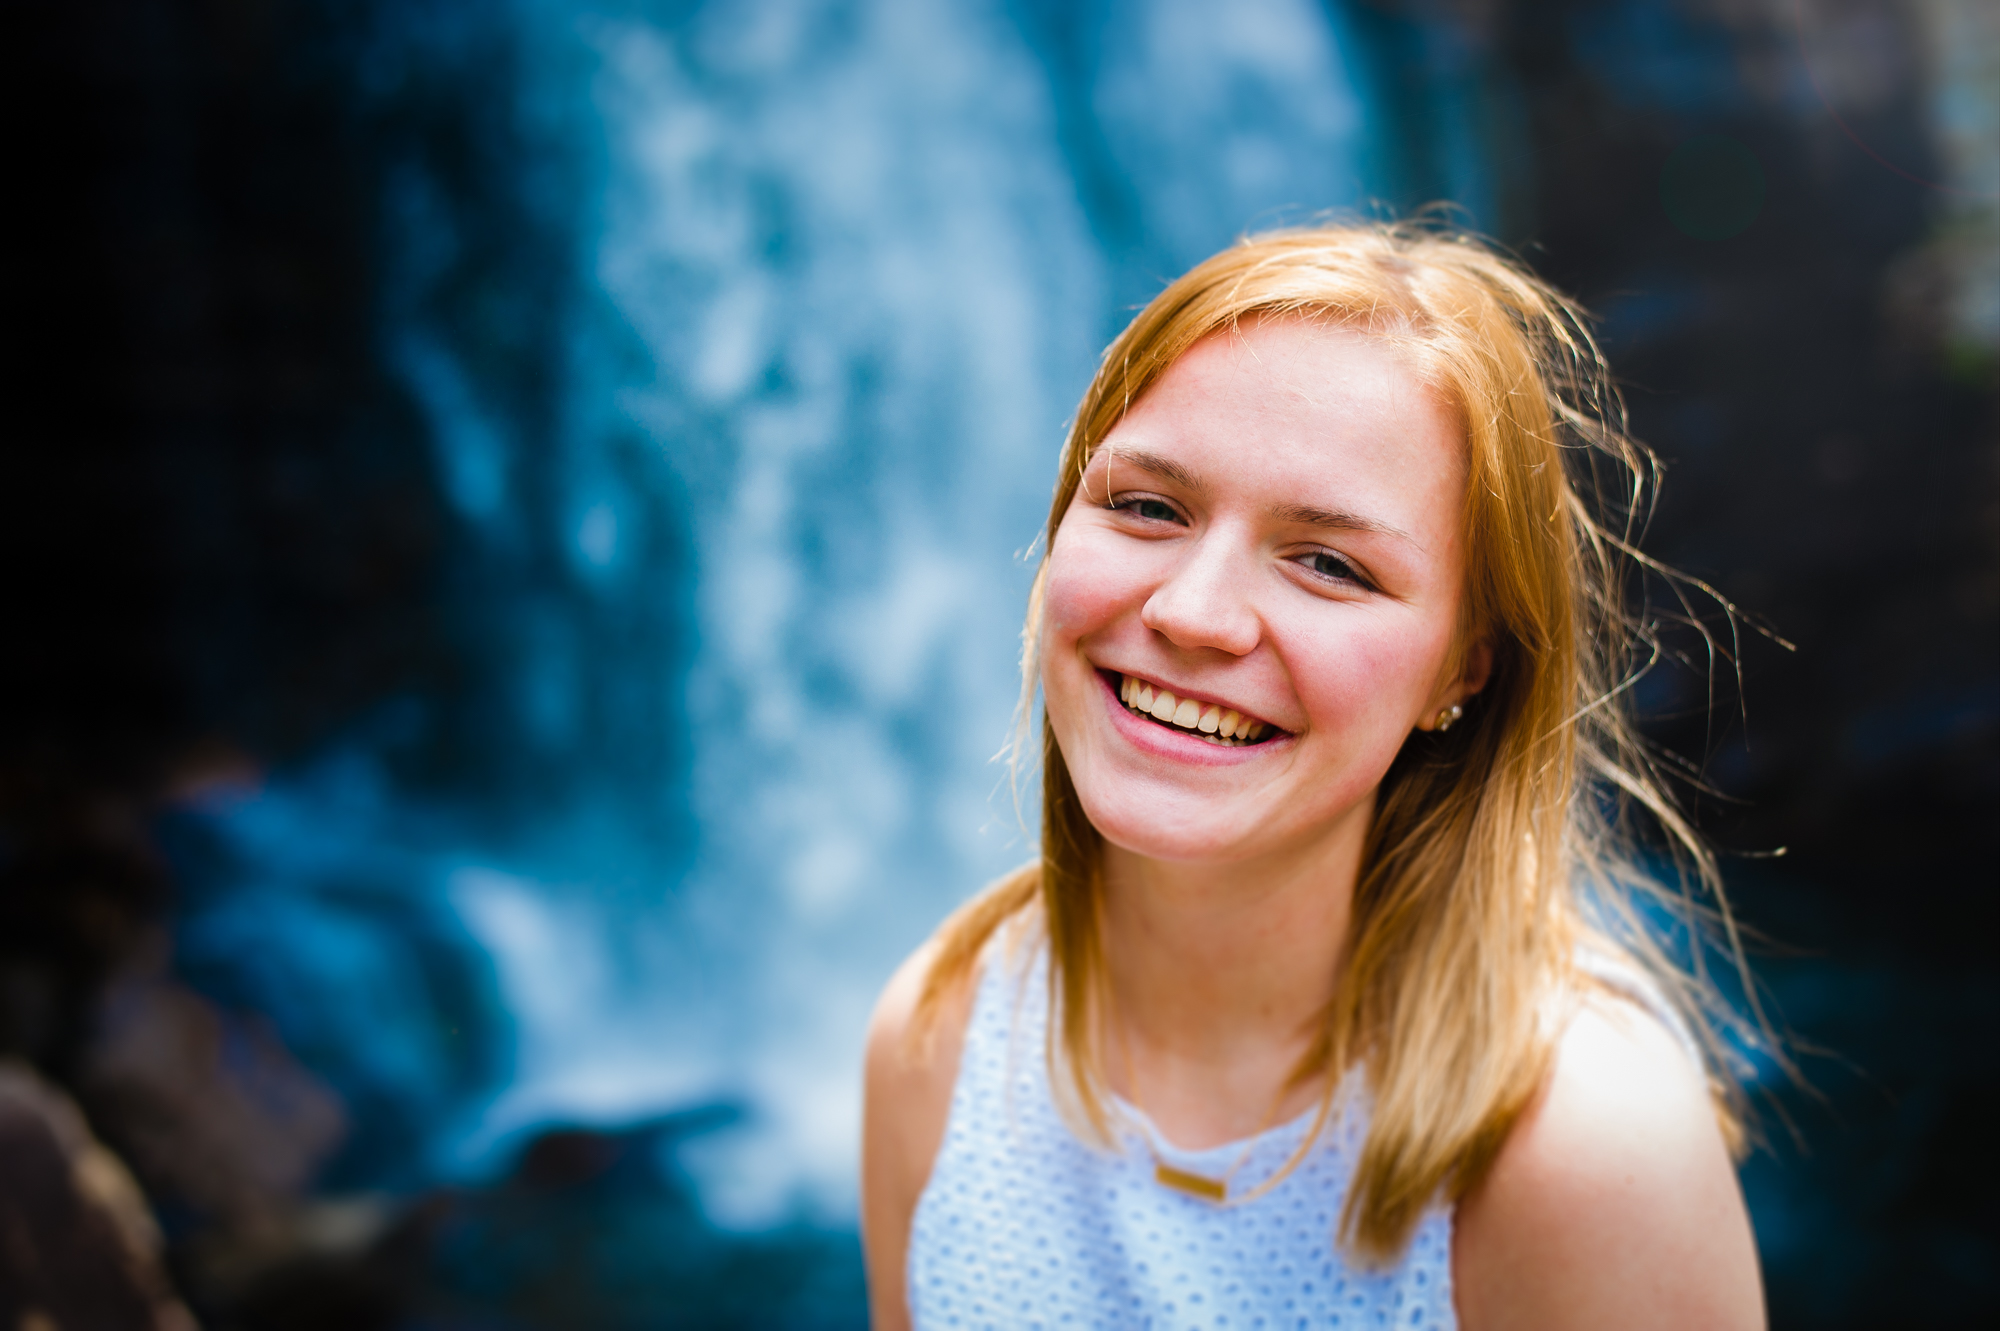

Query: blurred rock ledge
<box><xmin>0</xmin><ymin>1058</ymin><xmax>197</xmax><ymax>1331</ymax></box>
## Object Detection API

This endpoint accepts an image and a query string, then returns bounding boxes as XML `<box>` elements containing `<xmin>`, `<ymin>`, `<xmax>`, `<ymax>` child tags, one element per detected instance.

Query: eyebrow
<box><xmin>1098</xmin><ymin>447</ymin><xmax>1204</xmax><ymax>494</ymax></box>
<box><xmin>1267</xmin><ymin>502</ymin><xmax>1416</xmax><ymax>545</ymax></box>
<box><xmin>1097</xmin><ymin>447</ymin><xmax>1418</xmax><ymax>545</ymax></box>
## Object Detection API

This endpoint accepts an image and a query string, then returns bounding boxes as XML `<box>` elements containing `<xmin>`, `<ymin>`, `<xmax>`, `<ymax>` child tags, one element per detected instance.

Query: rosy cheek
<box><xmin>1043</xmin><ymin>530</ymin><xmax>1146</xmax><ymax>640</ymax></box>
<box><xmin>1286</xmin><ymin>616</ymin><xmax>1445</xmax><ymax>726</ymax></box>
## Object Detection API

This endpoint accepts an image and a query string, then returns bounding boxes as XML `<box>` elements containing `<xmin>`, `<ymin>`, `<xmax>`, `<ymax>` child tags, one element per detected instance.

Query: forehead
<box><xmin>1097</xmin><ymin>318</ymin><xmax>1467</xmax><ymax>546</ymax></box>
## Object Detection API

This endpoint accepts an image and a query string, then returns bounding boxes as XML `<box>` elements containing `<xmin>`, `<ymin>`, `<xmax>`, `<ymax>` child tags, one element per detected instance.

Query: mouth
<box><xmin>1107</xmin><ymin>671</ymin><xmax>1281</xmax><ymax>747</ymax></box>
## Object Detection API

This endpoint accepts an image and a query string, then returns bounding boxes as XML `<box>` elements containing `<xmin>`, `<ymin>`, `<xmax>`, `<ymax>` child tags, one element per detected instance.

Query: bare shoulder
<box><xmin>863</xmin><ymin>938</ymin><xmax>979</xmax><ymax>1158</ymax></box>
<box><xmin>1453</xmin><ymin>991</ymin><xmax>1765</xmax><ymax>1330</ymax></box>
<box><xmin>860</xmin><ymin>937</ymin><xmax>981</xmax><ymax>1330</ymax></box>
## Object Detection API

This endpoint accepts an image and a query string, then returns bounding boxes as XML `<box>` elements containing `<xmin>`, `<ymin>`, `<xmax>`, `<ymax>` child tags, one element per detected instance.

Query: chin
<box><xmin>1071</xmin><ymin>783</ymin><xmax>1277</xmax><ymax>865</ymax></box>
<box><xmin>1066</xmin><ymin>749</ymin><xmax>1388</xmax><ymax>870</ymax></box>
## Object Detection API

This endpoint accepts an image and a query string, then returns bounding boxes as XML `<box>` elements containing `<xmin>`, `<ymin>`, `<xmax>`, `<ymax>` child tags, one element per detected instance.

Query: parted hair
<box><xmin>915</xmin><ymin>219</ymin><xmax>1760</xmax><ymax>1260</ymax></box>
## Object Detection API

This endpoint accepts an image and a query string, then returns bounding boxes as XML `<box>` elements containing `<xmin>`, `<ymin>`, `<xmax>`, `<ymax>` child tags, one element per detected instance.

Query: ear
<box><xmin>1457</xmin><ymin>635</ymin><xmax>1494</xmax><ymax>700</ymax></box>
<box><xmin>1419</xmin><ymin>635</ymin><xmax>1494</xmax><ymax>731</ymax></box>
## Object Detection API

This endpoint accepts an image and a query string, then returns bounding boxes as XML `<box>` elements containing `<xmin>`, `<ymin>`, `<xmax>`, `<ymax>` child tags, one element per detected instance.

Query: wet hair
<box><xmin>916</xmin><ymin>219</ymin><xmax>1768</xmax><ymax>1259</ymax></box>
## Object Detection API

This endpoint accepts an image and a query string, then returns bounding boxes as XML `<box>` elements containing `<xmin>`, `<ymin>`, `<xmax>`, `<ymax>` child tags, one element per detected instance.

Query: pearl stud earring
<box><xmin>1434</xmin><ymin>703</ymin><xmax>1463</xmax><ymax>733</ymax></box>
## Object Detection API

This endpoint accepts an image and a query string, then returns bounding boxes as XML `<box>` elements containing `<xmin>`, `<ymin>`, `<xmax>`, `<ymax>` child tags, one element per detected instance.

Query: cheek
<box><xmin>1284</xmin><ymin>611</ymin><xmax>1455</xmax><ymax>732</ymax></box>
<box><xmin>1042</xmin><ymin>526</ymin><xmax>1147</xmax><ymax>642</ymax></box>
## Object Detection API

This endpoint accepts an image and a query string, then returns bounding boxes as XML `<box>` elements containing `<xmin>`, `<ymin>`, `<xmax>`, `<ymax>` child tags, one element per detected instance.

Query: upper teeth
<box><xmin>1118</xmin><ymin>674</ymin><xmax>1267</xmax><ymax>743</ymax></box>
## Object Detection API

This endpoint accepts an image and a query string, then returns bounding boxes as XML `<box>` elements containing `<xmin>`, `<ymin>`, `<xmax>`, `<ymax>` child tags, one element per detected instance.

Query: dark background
<box><xmin>4</xmin><ymin>0</ymin><xmax>1995</xmax><ymax>1326</ymax></box>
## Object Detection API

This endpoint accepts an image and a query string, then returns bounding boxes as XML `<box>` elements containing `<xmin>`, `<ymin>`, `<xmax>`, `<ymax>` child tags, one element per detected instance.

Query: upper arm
<box><xmin>1452</xmin><ymin>997</ymin><xmax>1765</xmax><ymax>1331</ymax></box>
<box><xmin>860</xmin><ymin>940</ymin><xmax>976</xmax><ymax>1331</ymax></box>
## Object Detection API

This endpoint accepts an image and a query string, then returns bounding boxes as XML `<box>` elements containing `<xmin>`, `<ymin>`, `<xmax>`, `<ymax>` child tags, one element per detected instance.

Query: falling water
<box><xmin>165</xmin><ymin>0</ymin><xmax>1493</xmax><ymax>1240</ymax></box>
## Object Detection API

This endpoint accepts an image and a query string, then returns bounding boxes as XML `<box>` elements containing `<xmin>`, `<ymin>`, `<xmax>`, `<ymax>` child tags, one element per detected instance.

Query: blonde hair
<box><xmin>918</xmin><ymin>219</ymin><xmax>1766</xmax><ymax>1260</ymax></box>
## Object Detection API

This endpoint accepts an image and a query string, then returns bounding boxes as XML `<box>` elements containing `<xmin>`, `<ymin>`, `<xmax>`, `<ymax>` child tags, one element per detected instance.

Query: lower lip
<box><xmin>1095</xmin><ymin>671</ymin><xmax>1290</xmax><ymax>767</ymax></box>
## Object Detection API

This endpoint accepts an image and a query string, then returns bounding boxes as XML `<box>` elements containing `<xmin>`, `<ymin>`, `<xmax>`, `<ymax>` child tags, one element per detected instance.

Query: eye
<box><xmin>1112</xmin><ymin>495</ymin><xmax>1184</xmax><ymax>525</ymax></box>
<box><xmin>1298</xmin><ymin>549</ymin><xmax>1371</xmax><ymax>587</ymax></box>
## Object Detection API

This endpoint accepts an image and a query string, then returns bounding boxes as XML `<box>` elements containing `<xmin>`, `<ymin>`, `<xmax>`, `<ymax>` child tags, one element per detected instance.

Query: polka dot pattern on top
<box><xmin>907</xmin><ymin>937</ymin><xmax>1457</xmax><ymax>1329</ymax></box>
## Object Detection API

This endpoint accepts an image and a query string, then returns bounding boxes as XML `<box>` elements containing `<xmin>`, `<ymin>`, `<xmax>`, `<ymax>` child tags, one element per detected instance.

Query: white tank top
<box><xmin>907</xmin><ymin>936</ymin><xmax>1458</xmax><ymax>1327</ymax></box>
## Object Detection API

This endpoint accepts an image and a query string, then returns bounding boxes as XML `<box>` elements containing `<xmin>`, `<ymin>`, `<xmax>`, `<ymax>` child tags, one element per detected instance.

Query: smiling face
<box><xmin>1040</xmin><ymin>316</ymin><xmax>1489</xmax><ymax>869</ymax></box>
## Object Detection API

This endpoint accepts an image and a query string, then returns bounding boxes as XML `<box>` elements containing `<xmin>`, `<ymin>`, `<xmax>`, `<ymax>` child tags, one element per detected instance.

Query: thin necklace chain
<box><xmin>1110</xmin><ymin>1002</ymin><xmax>1299</xmax><ymax>1207</ymax></box>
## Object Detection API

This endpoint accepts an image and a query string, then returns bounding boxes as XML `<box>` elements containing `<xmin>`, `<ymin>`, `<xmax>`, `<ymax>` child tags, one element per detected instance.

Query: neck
<box><xmin>1095</xmin><ymin>791</ymin><xmax>1372</xmax><ymax>1147</ymax></box>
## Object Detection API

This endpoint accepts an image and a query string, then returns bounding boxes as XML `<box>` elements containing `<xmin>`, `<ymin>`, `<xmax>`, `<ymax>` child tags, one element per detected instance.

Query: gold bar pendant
<box><xmin>1154</xmin><ymin>1161</ymin><xmax>1227</xmax><ymax>1203</ymax></box>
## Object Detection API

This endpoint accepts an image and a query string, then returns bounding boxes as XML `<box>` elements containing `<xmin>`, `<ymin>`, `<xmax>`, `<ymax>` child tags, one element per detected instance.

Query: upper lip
<box><xmin>1105</xmin><ymin>668</ymin><xmax>1287</xmax><ymax>733</ymax></box>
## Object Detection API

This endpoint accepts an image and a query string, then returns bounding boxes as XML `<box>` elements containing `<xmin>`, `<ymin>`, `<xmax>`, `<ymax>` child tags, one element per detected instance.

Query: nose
<box><xmin>1138</xmin><ymin>523</ymin><xmax>1262</xmax><ymax>657</ymax></box>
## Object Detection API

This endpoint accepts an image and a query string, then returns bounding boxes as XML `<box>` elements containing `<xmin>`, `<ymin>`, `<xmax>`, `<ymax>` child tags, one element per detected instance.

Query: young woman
<box><xmin>862</xmin><ymin>223</ymin><xmax>1766</xmax><ymax>1328</ymax></box>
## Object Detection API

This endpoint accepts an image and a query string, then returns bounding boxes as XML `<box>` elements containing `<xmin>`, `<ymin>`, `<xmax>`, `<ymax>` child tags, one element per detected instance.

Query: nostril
<box><xmin>1139</xmin><ymin>585</ymin><xmax>1261</xmax><ymax>658</ymax></box>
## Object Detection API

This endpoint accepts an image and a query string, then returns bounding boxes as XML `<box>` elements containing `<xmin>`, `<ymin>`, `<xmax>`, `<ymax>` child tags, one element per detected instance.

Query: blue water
<box><xmin>162</xmin><ymin>0</ymin><xmax>1501</xmax><ymax>1262</ymax></box>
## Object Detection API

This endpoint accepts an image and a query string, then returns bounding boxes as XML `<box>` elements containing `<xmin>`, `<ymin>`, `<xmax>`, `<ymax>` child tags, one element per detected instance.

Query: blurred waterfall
<box><xmin>164</xmin><ymin>0</ymin><xmax>1489</xmax><ymax>1230</ymax></box>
